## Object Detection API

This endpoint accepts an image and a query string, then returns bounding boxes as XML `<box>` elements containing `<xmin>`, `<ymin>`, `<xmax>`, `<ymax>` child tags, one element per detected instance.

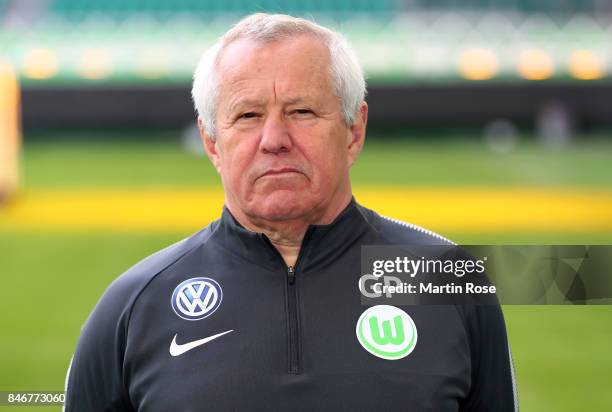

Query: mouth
<box><xmin>259</xmin><ymin>168</ymin><xmax>303</xmax><ymax>178</ymax></box>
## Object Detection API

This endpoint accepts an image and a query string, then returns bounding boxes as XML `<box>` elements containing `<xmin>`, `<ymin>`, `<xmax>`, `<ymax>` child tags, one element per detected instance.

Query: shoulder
<box><xmin>356</xmin><ymin>203</ymin><xmax>455</xmax><ymax>246</ymax></box>
<box><xmin>86</xmin><ymin>220</ymin><xmax>220</xmax><ymax>327</ymax></box>
<box><xmin>65</xmin><ymin>221</ymin><xmax>221</xmax><ymax>410</ymax></box>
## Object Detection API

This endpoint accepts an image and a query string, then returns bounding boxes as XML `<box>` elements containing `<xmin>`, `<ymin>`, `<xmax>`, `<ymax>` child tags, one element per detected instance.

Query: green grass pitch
<box><xmin>1</xmin><ymin>130</ymin><xmax>612</xmax><ymax>411</ymax></box>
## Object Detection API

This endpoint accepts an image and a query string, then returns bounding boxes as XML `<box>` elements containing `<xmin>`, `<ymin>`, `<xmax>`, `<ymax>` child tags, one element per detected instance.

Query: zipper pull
<box><xmin>287</xmin><ymin>266</ymin><xmax>296</xmax><ymax>285</ymax></box>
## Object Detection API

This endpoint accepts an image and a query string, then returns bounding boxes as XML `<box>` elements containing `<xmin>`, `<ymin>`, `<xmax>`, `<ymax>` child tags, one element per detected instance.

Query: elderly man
<box><xmin>65</xmin><ymin>14</ymin><xmax>517</xmax><ymax>411</ymax></box>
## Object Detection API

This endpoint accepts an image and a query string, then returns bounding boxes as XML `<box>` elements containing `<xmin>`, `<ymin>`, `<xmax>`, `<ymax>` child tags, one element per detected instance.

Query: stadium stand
<box><xmin>1</xmin><ymin>0</ymin><xmax>610</xmax><ymax>84</ymax></box>
<box><xmin>1</xmin><ymin>0</ymin><xmax>610</xmax><ymax>129</ymax></box>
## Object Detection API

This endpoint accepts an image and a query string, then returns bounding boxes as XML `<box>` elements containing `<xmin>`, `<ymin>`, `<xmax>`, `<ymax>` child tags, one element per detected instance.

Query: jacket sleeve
<box><xmin>63</xmin><ymin>276</ymin><xmax>137</xmax><ymax>412</ymax></box>
<box><xmin>460</xmin><ymin>304</ymin><xmax>518</xmax><ymax>412</ymax></box>
<box><xmin>63</xmin><ymin>232</ymin><xmax>201</xmax><ymax>411</ymax></box>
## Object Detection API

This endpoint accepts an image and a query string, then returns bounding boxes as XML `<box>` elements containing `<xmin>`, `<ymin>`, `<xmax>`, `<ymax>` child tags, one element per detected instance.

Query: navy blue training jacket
<box><xmin>65</xmin><ymin>199</ymin><xmax>518</xmax><ymax>411</ymax></box>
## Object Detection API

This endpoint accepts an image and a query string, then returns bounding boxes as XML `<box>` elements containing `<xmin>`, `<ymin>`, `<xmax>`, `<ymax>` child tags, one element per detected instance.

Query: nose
<box><xmin>258</xmin><ymin>113</ymin><xmax>293</xmax><ymax>154</ymax></box>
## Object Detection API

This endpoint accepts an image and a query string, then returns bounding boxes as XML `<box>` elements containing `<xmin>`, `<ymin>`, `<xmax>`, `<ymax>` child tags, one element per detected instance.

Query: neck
<box><xmin>227</xmin><ymin>192</ymin><xmax>352</xmax><ymax>267</ymax></box>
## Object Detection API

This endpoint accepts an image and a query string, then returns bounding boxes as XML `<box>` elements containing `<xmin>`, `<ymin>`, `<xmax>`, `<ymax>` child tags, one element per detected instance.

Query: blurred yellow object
<box><xmin>138</xmin><ymin>49</ymin><xmax>169</xmax><ymax>79</ymax></box>
<box><xmin>1</xmin><ymin>187</ymin><xmax>611</xmax><ymax>233</ymax></box>
<box><xmin>568</xmin><ymin>50</ymin><xmax>605</xmax><ymax>80</ymax></box>
<box><xmin>517</xmin><ymin>49</ymin><xmax>554</xmax><ymax>80</ymax></box>
<box><xmin>458</xmin><ymin>48</ymin><xmax>499</xmax><ymax>80</ymax></box>
<box><xmin>0</xmin><ymin>62</ymin><xmax>21</xmax><ymax>201</ymax></box>
<box><xmin>22</xmin><ymin>48</ymin><xmax>58</xmax><ymax>79</ymax></box>
<box><xmin>77</xmin><ymin>49</ymin><xmax>112</xmax><ymax>80</ymax></box>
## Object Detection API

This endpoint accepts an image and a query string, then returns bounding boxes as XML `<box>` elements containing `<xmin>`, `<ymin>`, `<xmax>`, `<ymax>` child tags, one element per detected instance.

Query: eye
<box><xmin>238</xmin><ymin>112</ymin><xmax>260</xmax><ymax>119</ymax></box>
<box><xmin>291</xmin><ymin>109</ymin><xmax>314</xmax><ymax>116</ymax></box>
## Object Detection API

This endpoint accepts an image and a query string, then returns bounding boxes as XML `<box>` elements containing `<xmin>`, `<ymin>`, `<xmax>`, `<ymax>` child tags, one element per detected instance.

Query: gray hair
<box><xmin>191</xmin><ymin>13</ymin><xmax>366</xmax><ymax>140</ymax></box>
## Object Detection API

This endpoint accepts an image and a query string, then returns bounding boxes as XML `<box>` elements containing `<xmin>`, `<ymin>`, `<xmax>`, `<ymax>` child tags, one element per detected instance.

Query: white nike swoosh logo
<box><xmin>169</xmin><ymin>330</ymin><xmax>234</xmax><ymax>357</ymax></box>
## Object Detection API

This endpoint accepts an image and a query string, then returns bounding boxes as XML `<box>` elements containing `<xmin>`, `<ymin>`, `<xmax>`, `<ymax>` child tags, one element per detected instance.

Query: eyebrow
<box><xmin>282</xmin><ymin>97</ymin><xmax>309</xmax><ymax>105</ymax></box>
<box><xmin>228</xmin><ymin>98</ymin><xmax>267</xmax><ymax>114</ymax></box>
<box><xmin>227</xmin><ymin>95</ymin><xmax>317</xmax><ymax>115</ymax></box>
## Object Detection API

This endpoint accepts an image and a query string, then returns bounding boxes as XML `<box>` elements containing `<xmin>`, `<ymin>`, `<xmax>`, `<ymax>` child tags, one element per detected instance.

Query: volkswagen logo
<box><xmin>171</xmin><ymin>277</ymin><xmax>223</xmax><ymax>321</ymax></box>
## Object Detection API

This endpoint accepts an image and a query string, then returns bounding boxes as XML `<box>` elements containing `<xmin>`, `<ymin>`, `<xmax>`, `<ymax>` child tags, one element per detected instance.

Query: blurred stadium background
<box><xmin>1</xmin><ymin>0</ymin><xmax>612</xmax><ymax>410</ymax></box>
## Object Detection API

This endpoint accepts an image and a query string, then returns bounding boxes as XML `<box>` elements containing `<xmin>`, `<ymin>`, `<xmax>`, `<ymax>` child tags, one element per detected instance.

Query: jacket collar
<box><xmin>214</xmin><ymin>197</ymin><xmax>372</xmax><ymax>272</ymax></box>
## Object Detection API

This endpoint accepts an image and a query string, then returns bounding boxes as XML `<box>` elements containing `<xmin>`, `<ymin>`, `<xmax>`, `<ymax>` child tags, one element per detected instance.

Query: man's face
<box><xmin>200</xmin><ymin>35</ymin><xmax>366</xmax><ymax>223</ymax></box>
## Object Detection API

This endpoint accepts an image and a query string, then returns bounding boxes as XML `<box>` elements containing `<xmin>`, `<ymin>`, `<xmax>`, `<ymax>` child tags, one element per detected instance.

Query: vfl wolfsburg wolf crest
<box><xmin>356</xmin><ymin>305</ymin><xmax>418</xmax><ymax>360</ymax></box>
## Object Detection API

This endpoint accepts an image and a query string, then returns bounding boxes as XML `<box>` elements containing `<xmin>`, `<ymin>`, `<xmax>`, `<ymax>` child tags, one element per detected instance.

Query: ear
<box><xmin>198</xmin><ymin>116</ymin><xmax>222</xmax><ymax>174</ymax></box>
<box><xmin>347</xmin><ymin>102</ymin><xmax>368</xmax><ymax>167</ymax></box>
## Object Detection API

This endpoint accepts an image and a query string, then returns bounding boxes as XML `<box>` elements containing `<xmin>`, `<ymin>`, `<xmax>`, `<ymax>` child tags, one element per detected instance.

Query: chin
<box><xmin>250</xmin><ymin>190</ymin><xmax>314</xmax><ymax>221</ymax></box>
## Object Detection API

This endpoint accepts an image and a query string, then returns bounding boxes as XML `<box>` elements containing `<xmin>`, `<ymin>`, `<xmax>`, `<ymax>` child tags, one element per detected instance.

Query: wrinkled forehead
<box><xmin>215</xmin><ymin>35</ymin><xmax>334</xmax><ymax>98</ymax></box>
